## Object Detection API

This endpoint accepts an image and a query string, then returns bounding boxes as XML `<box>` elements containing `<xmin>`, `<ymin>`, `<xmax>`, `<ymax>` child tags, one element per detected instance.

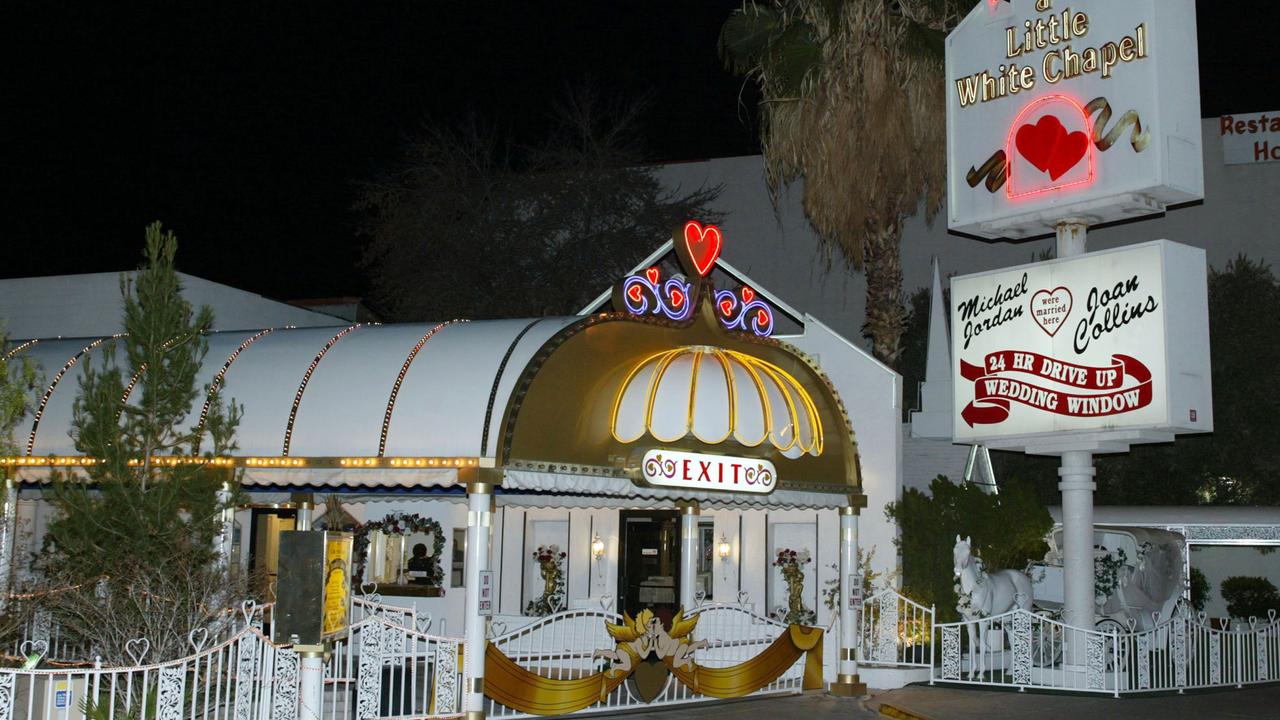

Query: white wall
<box><xmin>657</xmin><ymin>119</ymin><xmax>1280</xmax><ymax>355</ymax></box>
<box><xmin>788</xmin><ymin>319</ymin><xmax>902</xmax><ymax>586</ymax></box>
<box><xmin>0</xmin><ymin>271</ymin><xmax>338</xmax><ymax>340</ymax></box>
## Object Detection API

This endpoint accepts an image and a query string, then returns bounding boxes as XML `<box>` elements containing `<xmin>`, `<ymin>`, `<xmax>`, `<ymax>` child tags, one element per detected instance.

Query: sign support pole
<box><xmin>464</xmin><ymin>474</ymin><xmax>494</xmax><ymax>720</ymax></box>
<box><xmin>1055</xmin><ymin>220</ymin><xmax>1096</xmax><ymax>660</ymax></box>
<box><xmin>831</xmin><ymin>504</ymin><xmax>867</xmax><ymax>697</ymax></box>
<box><xmin>679</xmin><ymin>503</ymin><xmax>700</xmax><ymax>611</ymax></box>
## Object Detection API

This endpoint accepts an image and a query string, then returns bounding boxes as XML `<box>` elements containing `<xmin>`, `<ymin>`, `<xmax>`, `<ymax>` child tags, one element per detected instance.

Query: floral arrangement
<box><xmin>525</xmin><ymin>544</ymin><xmax>567</xmax><ymax>616</ymax></box>
<box><xmin>1094</xmin><ymin>546</ymin><xmax>1129</xmax><ymax>602</ymax></box>
<box><xmin>774</xmin><ymin>548</ymin><xmax>816</xmax><ymax>625</ymax></box>
<box><xmin>352</xmin><ymin>512</ymin><xmax>446</xmax><ymax>590</ymax></box>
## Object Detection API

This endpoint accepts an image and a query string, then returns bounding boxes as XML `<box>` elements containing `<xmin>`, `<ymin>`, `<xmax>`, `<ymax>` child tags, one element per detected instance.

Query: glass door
<box><xmin>618</xmin><ymin>510</ymin><xmax>680</xmax><ymax>626</ymax></box>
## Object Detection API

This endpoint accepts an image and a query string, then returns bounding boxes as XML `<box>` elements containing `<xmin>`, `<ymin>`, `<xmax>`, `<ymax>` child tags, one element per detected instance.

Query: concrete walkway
<box><xmin>613</xmin><ymin>684</ymin><xmax>1280</xmax><ymax>719</ymax></box>
<box><xmin>871</xmin><ymin>683</ymin><xmax>1280</xmax><ymax>720</ymax></box>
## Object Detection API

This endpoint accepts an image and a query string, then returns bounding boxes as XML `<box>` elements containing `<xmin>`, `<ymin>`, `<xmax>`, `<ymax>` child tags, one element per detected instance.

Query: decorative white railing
<box><xmin>324</xmin><ymin>615</ymin><xmax>462</xmax><ymax>720</ymax></box>
<box><xmin>6</xmin><ymin>601</ymin><xmax>274</xmax><ymax>667</ymax></box>
<box><xmin>856</xmin><ymin>589</ymin><xmax>934</xmax><ymax>669</ymax></box>
<box><xmin>931</xmin><ymin>604</ymin><xmax>1280</xmax><ymax>697</ymax></box>
<box><xmin>483</xmin><ymin>602</ymin><xmax>808</xmax><ymax>719</ymax></box>
<box><xmin>0</xmin><ymin>625</ymin><xmax>296</xmax><ymax>720</ymax></box>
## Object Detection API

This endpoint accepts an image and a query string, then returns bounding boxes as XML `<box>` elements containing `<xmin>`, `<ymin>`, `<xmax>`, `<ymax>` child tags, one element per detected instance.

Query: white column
<box><xmin>1060</xmin><ymin>452</ymin><xmax>1096</xmax><ymax>635</ymax></box>
<box><xmin>679</xmin><ymin>504</ymin><xmax>699</xmax><ymax>611</ymax></box>
<box><xmin>464</xmin><ymin>480</ymin><xmax>493</xmax><ymax>719</ymax></box>
<box><xmin>832</xmin><ymin>505</ymin><xmax>867</xmax><ymax>697</ymax></box>
<box><xmin>0</xmin><ymin>478</ymin><xmax>16</xmax><ymax>609</ymax></box>
<box><xmin>298</xmin><ymin>649</ymin><xmax>324</xmax><ymax>720</ymax></box>
<box><xmin>1056</xmin><ymin>220</ymin><xmax>1096</xmax><ymax>656</ymax></box>
<box><xmin>296</xmin><ymin>498</ymin><xmax>313</xmax><ymax>531</ymax></box>
<box><xmin>216</xmin><ymin>481</ymin><xmax>234</xmax><ymax>568</ymax></box>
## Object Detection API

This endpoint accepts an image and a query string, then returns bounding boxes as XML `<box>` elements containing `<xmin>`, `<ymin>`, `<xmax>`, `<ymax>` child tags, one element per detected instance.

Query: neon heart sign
<box><xmin>678</xmin><ymin>220</ymin><xmax>723</xmax><ymax>277</ymax></box>
<box><xmin>1006</xmin><ymin>94</ymin><xmax>1094</xmax><ymax>199</ymax></box>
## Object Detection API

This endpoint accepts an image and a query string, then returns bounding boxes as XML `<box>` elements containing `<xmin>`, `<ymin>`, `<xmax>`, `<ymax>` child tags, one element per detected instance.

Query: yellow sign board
<box><xmin>323</xmin><ymin>532</ymin><xmax>353</xmax><ymax>636</ymax></box>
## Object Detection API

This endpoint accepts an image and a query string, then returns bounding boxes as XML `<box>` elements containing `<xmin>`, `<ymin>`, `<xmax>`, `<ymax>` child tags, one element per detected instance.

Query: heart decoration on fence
<box><xmin>188</xmin><ymin>627</ymin><xmax>210</xmax><ymax>652</ymax></box>
<box><xmin>488</xmin><ymin>619</ymin><xmax>507</xmax><ymax>639</ymax></box>
<box><xmin>1250</xmin><ymin>616</ymin><xmax>1258</xmax><ymax>630</ymax></box>
<box><xmin>1197</xmin><ymin>611</ymin><xmax>1208</xmax><ymax>625</ymax></box>
<box><xmin>694</xmin><ymin>590</ymin><xmax>707</xmax><ymax>607</ymax></box>
<box><xmin>19</xmin><ymin>639</ymin><xmax>48</xmax><ymax>658</ymax></box>
<box><xmin>1270</xmin><ymin>609</ymin><xmax>1278</xmax><ymax>623</ymax></box>
<box><xmin>737</xmin><ymin>591</ymin><xmax>749</xmax><ymax>606</ymax></box>
<box><xmin>240</xmin><ymin>600</ymin><xmax>257</xmax><ymax>625</ymax></box>
<box><xmin>360</xmin><ymin>582</ymin><xmax>378</xmax><ymax>597</ymax></box>
<box><xmin>1126</xmin><ymin>618</ymin><xmax>1137</xmax><ymax>632</ymax></box>
<box><xmin>416</xmin><ymin>614</ymin><xmax>433</xmax><ymax>634</ymax></box>
<box><xmin>598</xmin><ymin>594</ymin><xmax>613</xmax><ymax>612</ymax></box>
<box><xmin>551</xmin><ymin>595</ymin><xmax>565</xmax><ymax>613</ymax></box>
<box><xmin>126</xmin><ymin>637</ymin><xmax>151</xmax><ymax>665</ymax></box>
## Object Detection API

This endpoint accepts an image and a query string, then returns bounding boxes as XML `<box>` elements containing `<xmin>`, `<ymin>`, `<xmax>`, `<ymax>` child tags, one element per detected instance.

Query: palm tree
<box><xmin>720</xmin><ymin>0</ymin><xmax>969</xmax><ymax>365</ymax></box>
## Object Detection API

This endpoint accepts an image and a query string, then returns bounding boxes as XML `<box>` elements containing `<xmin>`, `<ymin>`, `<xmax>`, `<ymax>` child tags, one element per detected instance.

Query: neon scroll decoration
<box><xmin>716</xmin><ymin>285</ymin><xmax>774</xmax><ymax>337</ymax></box>
<box><xmin>618</xmin><ymin>266</ymin><xmax>694</xmax><ymax>322</ymax></box>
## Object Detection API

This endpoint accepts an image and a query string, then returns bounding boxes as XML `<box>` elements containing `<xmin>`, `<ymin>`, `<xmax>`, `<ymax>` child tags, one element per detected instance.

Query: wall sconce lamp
<box><xmin>591</xmin><ymin>534</ymin><xmax>605</xmax><ymax>560</ymax></box>
<box><xmin>718</xmin><ymin>535</ymin><xmax>731</xmax><ymax>560</ymax></box>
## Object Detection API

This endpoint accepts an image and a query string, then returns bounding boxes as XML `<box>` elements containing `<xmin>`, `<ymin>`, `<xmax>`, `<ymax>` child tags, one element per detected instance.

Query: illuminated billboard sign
<box><xmin>946</xmin><ymin>0</ymin><xmax>1203</xmax><ymax>239</ymax></box>
<box><xmin>951</xmin><ymin>240</ymin><xmax>1212</xmax><ymax>448</ymax></box>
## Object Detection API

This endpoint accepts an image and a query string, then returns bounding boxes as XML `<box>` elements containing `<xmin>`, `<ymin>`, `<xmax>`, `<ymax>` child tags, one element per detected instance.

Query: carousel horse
<box><xmin>953</xmin><ymin>535</ymin><xmax>1033</xmax><ymax>680</ymax></box>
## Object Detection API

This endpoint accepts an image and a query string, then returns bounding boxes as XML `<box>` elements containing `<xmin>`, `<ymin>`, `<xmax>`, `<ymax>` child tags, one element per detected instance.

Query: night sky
<box><xmin>4</xmin><ymin>2</ymin><xmax>1275</xmax><ymax>304</ymax></box>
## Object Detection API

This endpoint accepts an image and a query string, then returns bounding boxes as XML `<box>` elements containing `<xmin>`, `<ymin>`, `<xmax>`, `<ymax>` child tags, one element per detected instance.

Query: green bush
<box><xmin>1220</xmin><ymin>576</ymin><xmax>1280</xmax><ymax>620</ymax></box>
<box><xmin>886</xmin><ymin>475</ymin><xmax>1051</xmax><ymax>622</ymax></box>
<box><xmin>1188</xmin><ymin>567</ymin><xmax>1210</xmax><ymax>612</ymax></box>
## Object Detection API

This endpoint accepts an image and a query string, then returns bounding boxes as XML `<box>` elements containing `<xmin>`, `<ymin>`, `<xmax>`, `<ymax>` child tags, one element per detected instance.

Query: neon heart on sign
<box><xmin>669</xmin><ymin>287</ymin><xmax>685</xmax><ymax>308</ymax></box>
<box><xmin>627</xmin><ymin>284</ymin><xmax>644</xmax><ymax>304</ymax></box>
<box><xmin>741</xmin><ymin>286</ymin><xmax>755</xmax><ymax>303</ymax></box>
<box><xmin>757</xmin><ymin>309</ymin><xmax>770</xmax><ymax>327</ymax></box>
<box><xmin>645</xmin><ymin>267</ymin><xmax>660</xmax><ymax>285</ymax></box>
<box><xmin>682</xmin><ymin>220</ymin><xmax>723</xmax><ymax>277</ymax></box>
<box><xmin>720</xmin><ymin>298</ymin><xmax>734</xmax><ymax>316</ymax></box>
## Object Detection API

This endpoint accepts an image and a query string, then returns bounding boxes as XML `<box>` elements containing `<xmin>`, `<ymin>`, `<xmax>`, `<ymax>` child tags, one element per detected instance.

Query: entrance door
<box><xmin>248</xmin><ymin>508</ymin><xmax>297</xmax><ymax>599</ymax></box>
<box><xmin>618</xmin><ymin>510</ymin><xmax>680</xmax><ymax>625</ymax></box>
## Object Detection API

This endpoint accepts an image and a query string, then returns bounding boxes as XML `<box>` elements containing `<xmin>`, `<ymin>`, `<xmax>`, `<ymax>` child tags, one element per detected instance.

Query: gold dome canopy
<box><xmin>610</xmin><ymin>346</ymin><xmax>823</xmax><ymax>459</ymax></box>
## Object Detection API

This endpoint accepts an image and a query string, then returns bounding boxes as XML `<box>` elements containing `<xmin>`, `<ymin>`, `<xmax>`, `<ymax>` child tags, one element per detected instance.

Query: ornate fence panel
<box><xmin>483</xmin><ymin>603</ymin><xmax>812</xmax><ymax>719</ymax></box>
<box><xmin>932</xmin><ymin>605</ymin><xmax>1280</xmax><ymax>697</ymax></box>
<box><xmin>323</xmin><ymin>614</ymin><xmax>464</xmax><ymax>720</ymax></box>
<box><xmin>0</xmin><ymin>626</ymin><xmax>287</xmax><ymax>720</ymax></box>
<box><xmin>931</xmin><ymin>609</ymin><xmax>1120</xmax><ymax>695</ymax></box>
<box><xmin>856</xmin><ymin>590</ymin><xmax>934</xmax><ymax>668</ymax></box>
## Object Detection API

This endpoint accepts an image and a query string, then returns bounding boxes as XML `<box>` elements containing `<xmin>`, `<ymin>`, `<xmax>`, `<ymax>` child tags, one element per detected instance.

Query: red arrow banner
<box><xmin>960</xmin><ymin>352</ymin><xmax>1153</xmax><ymax>427</ymax></box>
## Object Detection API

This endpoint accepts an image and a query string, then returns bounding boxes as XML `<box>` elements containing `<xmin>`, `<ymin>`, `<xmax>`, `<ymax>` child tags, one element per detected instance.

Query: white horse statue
<box><xmin>953</xmin><ymin>535</ymin><xmax>1033</xmax><ymax>680</ymax></box>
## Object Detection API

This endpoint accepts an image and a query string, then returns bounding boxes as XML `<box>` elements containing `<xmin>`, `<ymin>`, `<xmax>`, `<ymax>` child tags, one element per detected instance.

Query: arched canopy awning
<box><xmin>5</xmin><ymin>319</ymin><xmax>575</xmax><ymax>486</ymax></box>
<box><xmin>5</xmin><ymin>293</ymin><xmax>862</xmax><ymax>504</ymax></box>
<box><xmin>496</xmin><ymin>301</ymin><xmax>861</xmax><ymax>501</ymax></box>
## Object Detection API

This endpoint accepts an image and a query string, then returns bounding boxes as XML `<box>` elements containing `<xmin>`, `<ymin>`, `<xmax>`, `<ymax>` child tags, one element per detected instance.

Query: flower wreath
<box><xmin>352</xmin><ymin>512</ymin><xmax>446</xmax><ymax>589</ymax></box>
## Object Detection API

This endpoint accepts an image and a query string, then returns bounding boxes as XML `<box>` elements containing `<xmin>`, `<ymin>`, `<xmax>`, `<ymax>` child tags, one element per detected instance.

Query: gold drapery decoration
<box><xmin>483</xmin><ymin>626</ymin><xmax>824</xmax><ymax>716</ymax></box>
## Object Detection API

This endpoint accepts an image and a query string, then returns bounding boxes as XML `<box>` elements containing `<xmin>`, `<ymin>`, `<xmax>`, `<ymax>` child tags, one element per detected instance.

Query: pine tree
<box><xmin>40</xmin><ymin>223</ymin><xmax>244</xmax><ymax>663</ymax></box>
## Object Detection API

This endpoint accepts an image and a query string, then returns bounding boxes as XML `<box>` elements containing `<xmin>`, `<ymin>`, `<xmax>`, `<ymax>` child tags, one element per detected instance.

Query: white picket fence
<box><xmin>931</xmin><ymin>604</ymin><xmax>1280</xmax><ymax>696</ymax></box>
<box><xmin>483</xmin><ymin>602</ymin><xmax>809</xmax><ymax>719</ymax></box>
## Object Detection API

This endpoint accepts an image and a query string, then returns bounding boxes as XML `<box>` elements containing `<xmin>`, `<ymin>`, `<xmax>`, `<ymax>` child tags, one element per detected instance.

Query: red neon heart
<box><xmin>1015</xmin><ymin>114</ymin><xmax>1089</xmax><ymax>181</ymax></box>
<box><xmin>627</xmin><ymin>284</ymin><xmax>643</xmax><ymax>304</ymax></box>
<box><xmin>719</xmin><ymin>298</ymin><xmax>733</xmax><ymax>316</ymax></box>
<box><xmin>683</xmin><ymin>221</ymin><xmax>722</xmax><ymax>277</ymax></box>
<box><xmin>741</xmin><ymin>286</ymin><xmax>755</xmax><ymax>303</ymax></box>
<box><xmin>669</xmin><ymin>288</ymin><xmax>685</xmax><ymax>308</ymax></box>
<box><xmin>757</xmin><ymin>309</ymin><xmax>770</xmax><ymax>327</ymax></box>
<box><xmin>645</xmin><ymin>267</ymin><xmax>660</xmax><ymax>285</ymax></box>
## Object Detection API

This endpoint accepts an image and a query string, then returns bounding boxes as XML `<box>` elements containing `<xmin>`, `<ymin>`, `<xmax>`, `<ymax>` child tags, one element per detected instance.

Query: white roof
<box><xmin>1049</xmin><ymin>506</ymin><xmax>1280</xmax><ymax>526</ymax></box>
<box><xmin>11</xmin><ymin>319</ymin><xmax>577</xmax><ymax>462</ymax></box>
<box><xmin>0</xmin><ymin>272</ymin><xmax>337</xmax><ymax>340</ymax></box>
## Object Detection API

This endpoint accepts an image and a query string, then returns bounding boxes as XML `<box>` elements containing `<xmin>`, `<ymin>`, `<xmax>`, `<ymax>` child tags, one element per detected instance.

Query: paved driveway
<box><xmin>612</xmin><ymin>683</ymin><xmax>1280</xmax><ymax>719</ymax></box>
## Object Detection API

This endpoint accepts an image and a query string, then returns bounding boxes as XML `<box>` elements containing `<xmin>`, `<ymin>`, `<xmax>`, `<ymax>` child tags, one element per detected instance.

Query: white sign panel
<box><xmin>946</xmin><ymin>0</ymin><xmax>1202</xmax><ymax>239</ymax></box>
<box><xmin>1220</xmin><ymin>111</ymin><xmax>1280</xmax><ymax>165</ymax></box>
<box><xmin>951</xmin><ymin>240</ymin><xmax>1212</xmax><ymax>448</ymax></box>
<box><xmin>640</xmin><ymin>449</ymin><xmax>776</xmax><ymax>494</ymax></box>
